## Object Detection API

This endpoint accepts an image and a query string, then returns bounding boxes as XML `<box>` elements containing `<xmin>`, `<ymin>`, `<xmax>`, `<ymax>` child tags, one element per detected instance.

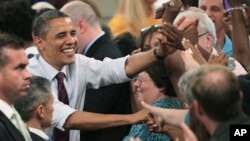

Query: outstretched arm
<box><xmin>228</xmin><ymin>0</ymin><xmax>250</xmax><ymax>69</ymax></box>
<box><xmin>141</xmin><ymin>101</ymin><xmax>188</xmax><ymax>127</ymax></box>
<box><xmin>64</xmin><ymin>109</ymin><xmax>150</xmax><ymax>130</ymax></box>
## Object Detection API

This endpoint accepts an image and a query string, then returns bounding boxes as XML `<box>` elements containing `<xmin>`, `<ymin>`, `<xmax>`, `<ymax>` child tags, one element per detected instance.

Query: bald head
<box><xmin>191</xmin><ymin>65</ymin><xmax>241</xmax><ymax>121</ymax></box>
<box><xmin>60</xmin><ymin>1</ymin><xmax>98</xmax><ymax>26</ymax></box>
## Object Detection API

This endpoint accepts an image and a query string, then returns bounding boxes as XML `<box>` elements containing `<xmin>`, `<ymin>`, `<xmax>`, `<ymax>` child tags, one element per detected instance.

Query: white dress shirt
<box><xmin>28</xmin><ymin>54</ymin><xmax>130</xmax><ymax>141</ymax></box>
<box><xmin>29</xmin><ymin>127</ymin><xmax>49</xmax><ymax>140</ymax></box>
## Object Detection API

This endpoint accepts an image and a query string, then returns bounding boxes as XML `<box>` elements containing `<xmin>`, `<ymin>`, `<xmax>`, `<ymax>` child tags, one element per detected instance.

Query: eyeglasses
<box><xmin>198</xmin><ymin>32</ymin><xmax>209</xmax><ymax>38</ymax></box>
<box><xmin>133</xmin><ymin>75</ymin><xmax>152</xmax><ymax>85</ymax></box>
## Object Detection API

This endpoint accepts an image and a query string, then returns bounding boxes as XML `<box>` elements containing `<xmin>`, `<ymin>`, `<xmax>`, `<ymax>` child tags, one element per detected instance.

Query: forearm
<box><xmin>231</xmin><ymin>9</ymin><xmax>250</xmax><ymax>67</ymax></box>
<box><xmin>125</xmin><ymin>49</ymin><xmax>158</xmax><ymax>77</ymax></box>
<box><xmin>64</xmin><ymin>111</ymin><xmax>137</xmax><ymax>130</ymax></box>
<box><xmin>161</xmin><ymin>109</ymin><xmax>188</xmax><ymax>126</ymax></box>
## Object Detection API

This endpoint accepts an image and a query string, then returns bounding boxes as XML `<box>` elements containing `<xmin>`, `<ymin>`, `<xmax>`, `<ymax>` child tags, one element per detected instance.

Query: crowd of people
<box><xmin>0</xmin><ymin>0</ymin><xmax>250</xmax><ymax>141</ymax></box>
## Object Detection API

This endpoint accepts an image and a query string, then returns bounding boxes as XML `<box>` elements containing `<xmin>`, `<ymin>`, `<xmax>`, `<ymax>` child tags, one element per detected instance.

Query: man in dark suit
<box><xmin>0</xmin><ymin>33</ymin><xmax>32</xmax><ymax>141</ymax></box>
<box><xmin>15</xmin><ymin>76</ymin><xmax>54</xmax><ymax>141</ymax></box>
<box><xmin>61</xmin><ymin>1</ymin><xmax>131</xmax><ymax>141</ymax></box>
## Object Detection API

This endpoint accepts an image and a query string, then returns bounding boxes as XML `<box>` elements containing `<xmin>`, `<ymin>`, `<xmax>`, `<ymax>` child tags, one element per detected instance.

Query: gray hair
<box><xmin>61</xmin><ymin>1</ymin><xmax>98</xmax><ymax>27</ymax></box>
<box><xmin>15</xmin><ymin>76</ymin><xmax>52</xmax><ymax>122</ymax></box>
<box><xmin>32</xmin><ymin>9</ymin><xmax>69</xmax><ymax>39</ymax></box>
<box><xmin>174</xmin><ymin>9</ymin><xmax>217</xmax><ymax>47</ymax></box>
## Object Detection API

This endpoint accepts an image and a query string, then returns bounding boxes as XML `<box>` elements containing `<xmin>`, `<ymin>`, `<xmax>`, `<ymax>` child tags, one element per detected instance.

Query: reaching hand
<box><xmin>141</xmin><ymin>101</ymin><xmax>188</xmax><ymax>127</ymax></box>
<box><xmin>162</xmin><ymin>0</ymin><xmax>183</xmax><ymax>23</ymax></box>
<box><xmin>208</xmin><ymin>52</ymin><xmax>228</xmax><ymax>66</ymax></box>
<box><xmin>161</xmin><ymin>23</ymin><xmax>184</xmax><ymax>51</ymax></box>
<box><xmin>179</xmin><ymin>122</ymin><xmax>198</xmax><ymax>141</ymax></box>
<box><xmin>181</xmin><ymin>38</ymin><xmax>207</xmax><ymax>70</ymax></box>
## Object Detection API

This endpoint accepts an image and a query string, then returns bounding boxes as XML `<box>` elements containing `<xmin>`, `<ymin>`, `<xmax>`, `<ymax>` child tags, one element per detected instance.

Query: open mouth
<box><xmin>61</xmin><ymin>48</ymin><xmax>75</xmax><ymax>54</ymax></box>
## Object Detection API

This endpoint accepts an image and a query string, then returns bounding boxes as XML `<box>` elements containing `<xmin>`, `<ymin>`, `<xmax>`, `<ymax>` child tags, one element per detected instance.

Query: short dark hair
<box><xmin>113</xmin><ymin>32</ymin><xmax>138</xmax><ymax>56</ymax></box>
<box><xmin>138</xmin><ymin>25</ymin><xmax>161</xmax><ymax>52</ymax></box>
<box><xmin>191</xmin><ymin>65</ymin><xmax>241</xmax><ymax>121</ymax></box>
<box><xmin>14</xmin><ymin>76</ymin><xmax>52</xmax><ymax>122</ymax></box>
<box><xmin>0</xmin><ymin>33</ymin><xmax>24</xmax><ymax>68</ymax></box>
<box><xmin>0</xmin><ymin>0</ymin><xmax>36</xmax><ymax>42</ymax></box>
<box><xmin>146</xmin><ymin>60</ymin><xmax>176</xmax><ymax>97</ymax></box>
<box><xmin>32</xmin><ymin>9</ymin><xmax>68</xmax><ymax>39</ymax></box>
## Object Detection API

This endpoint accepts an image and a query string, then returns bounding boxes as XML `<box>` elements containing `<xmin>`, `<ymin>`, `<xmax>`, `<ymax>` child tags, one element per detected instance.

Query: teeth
<box><xmin>62</xmin><ymin>48</ymin><xmax>74</xmax><ymax>53</ymax></box>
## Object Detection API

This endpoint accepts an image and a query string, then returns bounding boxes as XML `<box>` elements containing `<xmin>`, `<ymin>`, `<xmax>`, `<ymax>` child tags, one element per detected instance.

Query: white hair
<box><xmin>173</xmin><ymin>9</ymin><xmax>217</xmax><ymax>47</ymax></box>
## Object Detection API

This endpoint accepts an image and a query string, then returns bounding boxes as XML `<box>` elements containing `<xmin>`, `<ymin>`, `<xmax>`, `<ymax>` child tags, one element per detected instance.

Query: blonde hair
<box><xmin>117</xmin><ymin>0</ymin><xmax>153</xmax><ymax>31</ymax></box>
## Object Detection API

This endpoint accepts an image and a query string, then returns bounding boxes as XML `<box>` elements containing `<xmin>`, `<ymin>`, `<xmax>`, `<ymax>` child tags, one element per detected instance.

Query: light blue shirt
<box><xmin>222</xmin><ymin>35</ymin><xmax>233</xmax><ymax>57</ymax></box>
<box><xmin>28</xmin><ymin>54</ymin><xmax>130</xmax><ymax>141</ymax></box>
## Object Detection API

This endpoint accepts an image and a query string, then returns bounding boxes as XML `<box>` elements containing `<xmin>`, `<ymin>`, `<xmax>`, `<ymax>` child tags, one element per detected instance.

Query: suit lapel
<box><xmin>0</xmin><ymin>111</ymin><xmax>25</xmax><ymax>141</ymax></box>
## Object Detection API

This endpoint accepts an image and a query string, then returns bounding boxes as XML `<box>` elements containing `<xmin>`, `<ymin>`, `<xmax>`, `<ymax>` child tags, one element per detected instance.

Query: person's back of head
<box><xmin>14</xmin><ymin>76</ymin><xmax>53</xmax><ymax>128</ymax></box>
<box><xmin>60</xmin><ymin>1</ymin><xmax>99</xmax><ymax>27</ymax></box>
<box><xmin>113</xmin><ymin>32</ymin><xmax>138</xmax><ymax>56</ymax></box>
<box><xmin>191</xmin><ymin>65</ymin><xmax>242</xmax><ymax>122</ymax></box>
<box><xmin>78</xmin><ymin>0</ymin><xmax>102</xmax><ymax>19</ymax></box>
<box><xmin>0</xmin><ymin>0</ymin><xmax>36</xmax><ymax>45</ymax></box>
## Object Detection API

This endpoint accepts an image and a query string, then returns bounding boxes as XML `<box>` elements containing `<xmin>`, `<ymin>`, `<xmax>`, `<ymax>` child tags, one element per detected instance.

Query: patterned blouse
<box><xmin>123</xmin><ymin>97</ymin><xmax>181</xmax><ymax>141</ymax></box>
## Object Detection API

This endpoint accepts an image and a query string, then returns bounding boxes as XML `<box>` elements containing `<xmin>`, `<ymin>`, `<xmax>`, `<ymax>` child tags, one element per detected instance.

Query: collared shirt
<box><xmin>29</xmin><ymin>127</ymin><xmax>49</xmax><ymax>140</ymax></box>
<box><xmin>0</xmin><ymin>100</ymin><xmax>32</xmax><ymax>141</ymax></box>
<box><xmin>28</xmin><ymin>54</ymin><xmax>130</xmax><ymax>141</ymax></box>
<box><xmin>222</xmin><ymin>35</ymin><xmax>233</xmax><ymax>57</ymax></box>
<box><xmin>83</xmin><ymin>31</ymin><xmax>105</xmax><ymax>55</ymax></box>
<box><xmin>0</xmin><ymin>99</ymin><xmax>15</xmax><ymax>120</ymax></box>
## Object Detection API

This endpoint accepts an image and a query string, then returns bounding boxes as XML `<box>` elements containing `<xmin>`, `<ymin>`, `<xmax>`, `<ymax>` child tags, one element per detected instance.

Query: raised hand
<box><xmin>208</xmin><ymin>52</ymin><xmax>228</xmax><ymax>65</ymax></box>
<box><xmin>162</xmin><ymin>0</ymin><xmax>183</xmax><ymax>23</ymax></box>
<box><xmin>160</xmin><ymin>22</ymin><xmax>184</xmax><ymax>51</ymax></box>
<box><xmin>183</xmin><ymin>20</ymin><xmax>198</xmax><ymax>45</ymax></box>
<box><xmin>180</xmin><ymin>39</ymin><xmax>205</xmax><ymax>70</ymax></box>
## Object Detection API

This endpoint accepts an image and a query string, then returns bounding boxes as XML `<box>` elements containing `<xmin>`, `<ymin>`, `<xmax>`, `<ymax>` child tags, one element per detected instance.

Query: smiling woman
<box><xmin>124</xmin><ymin>60</ymin><xmax>181</xmax><ymax>141</ymax></box>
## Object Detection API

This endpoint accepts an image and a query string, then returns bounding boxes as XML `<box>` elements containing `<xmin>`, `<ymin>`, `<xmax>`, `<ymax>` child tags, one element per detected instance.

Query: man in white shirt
<box><xmin>29</xmin><ymin>9</ymin><xmax>174</xmax><ymax>141</ymax></box>
<box><xmin>0</xmin><ymin>33</ymin><xmax>32</xmax><ymax>141</ymax></box>
<box><xmin>15</xmin><ymin>76</ymin><xmax>54</xmax><ymax>141</ymax></box>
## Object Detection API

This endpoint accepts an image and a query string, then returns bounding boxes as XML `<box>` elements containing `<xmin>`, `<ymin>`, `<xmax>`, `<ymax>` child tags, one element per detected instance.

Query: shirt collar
<box><xmin>0</xmin><ymin>99</ymin><xmax>15</xmax><ymax>119</ymax></box>
<box><xmin>29</xmin><ymin>127</ymin><xmax>49</xmax><ymax>140</ymax></box>
<box><xmin>83</xmin><ymin>31</ymin><xmax>105</xmax><ymax>55</ymax></box>
<box><xmin>38</xmin><ymin>55</ymin><xmax>68</xmax><ymax>80</ymax></box>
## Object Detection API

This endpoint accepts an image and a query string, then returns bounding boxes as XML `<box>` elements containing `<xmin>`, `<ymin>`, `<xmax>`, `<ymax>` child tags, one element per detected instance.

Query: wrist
<box><xmin>153</xmin><ymin>48</ymin><xmax>165</xmax><ymax>60</ymax></box>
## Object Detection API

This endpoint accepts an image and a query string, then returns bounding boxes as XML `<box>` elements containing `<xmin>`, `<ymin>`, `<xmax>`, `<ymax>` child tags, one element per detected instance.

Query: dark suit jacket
<box><xmin>0</xmin><ymin>111</ymin><xmax>26</xmax><ymax>141</ymax></box>
<box><xmin>80</xmin><ymin>33</ymin><xmax>131</xmax><ymax>141</ymax></box>
<box><xmin>30</xmin><ymin>131</ymin><xmax>46</xmax><ymax>141</ymax></box>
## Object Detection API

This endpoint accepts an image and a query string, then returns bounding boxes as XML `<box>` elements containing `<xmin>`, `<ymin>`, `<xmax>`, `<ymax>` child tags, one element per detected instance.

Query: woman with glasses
<box><xmin>123</xmin><ymin>60</ymin><xmax>182</xmax><ymax>141</ymax></box>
